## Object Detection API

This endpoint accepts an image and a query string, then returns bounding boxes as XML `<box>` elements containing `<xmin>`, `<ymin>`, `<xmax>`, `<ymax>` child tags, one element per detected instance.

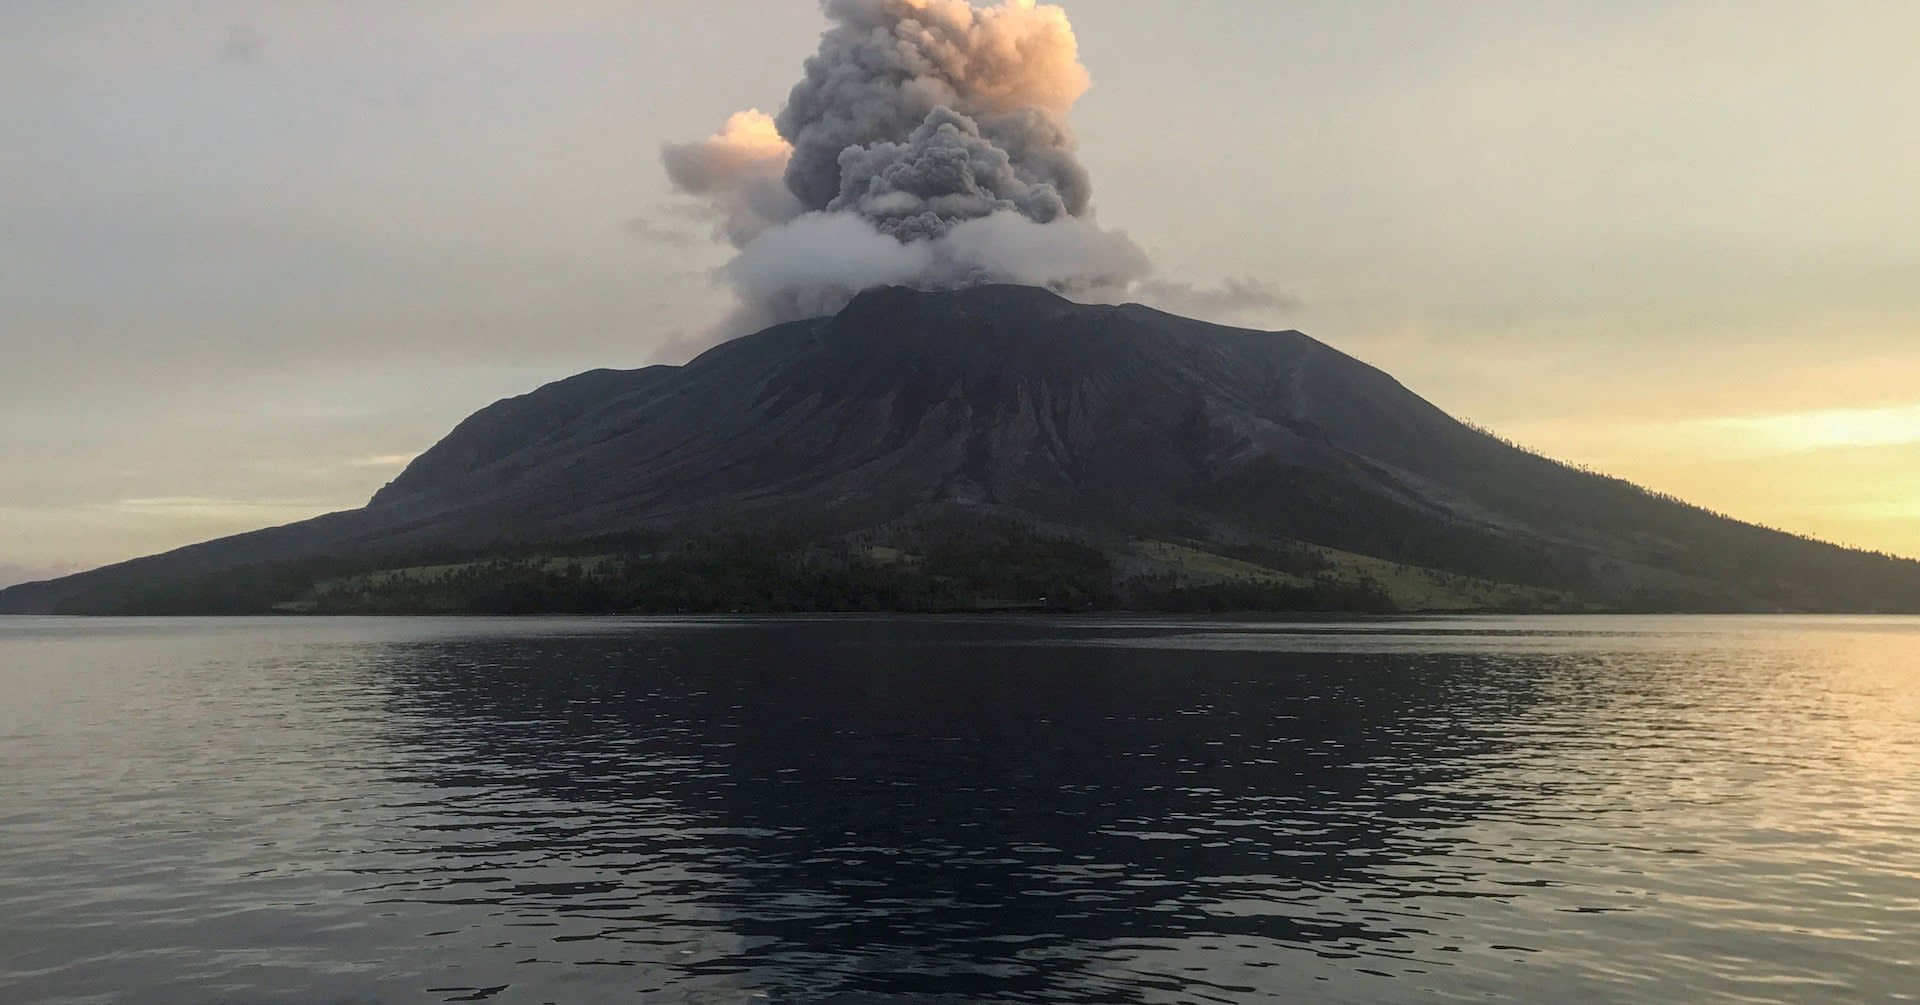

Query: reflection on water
<box><xmin>2</xmin><ymin>616</ymin><xmax>1917</xmax><ymax>1004</ymax></box>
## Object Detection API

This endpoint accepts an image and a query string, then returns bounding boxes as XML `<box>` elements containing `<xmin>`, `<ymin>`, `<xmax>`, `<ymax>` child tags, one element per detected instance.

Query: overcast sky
<box><xmin>4</xmin><ymin>0</ymin><xmax>1918</xmax><ymax>585</ymax></box>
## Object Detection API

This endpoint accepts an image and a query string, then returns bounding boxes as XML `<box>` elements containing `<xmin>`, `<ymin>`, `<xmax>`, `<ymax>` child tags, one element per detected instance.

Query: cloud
<box><xmin>665</xmin><ymin>0</ymin><xmax>1149</xmax><ymax>336</ymax></box>
<box><xmin>661</xmin><ymin>109</ymin><xmax>804</xmax><ymax>246</ymax></box>
<box><xmin>216</xmin><ymin>22</ymin><xmax>263</xmax><ymax>65</ymax></box>
<box><xmin>96</xmin><ymin>497</ymin><xmax>338</xmax><ymax>520</ymax></box>
<box><xmin>1500</xmin><ymin>403</ymin><xmax>1920</xmax><ymax>464</ymax></box>
<box><xmin>717</xmin><ymin>210</ymin><xmax>1149</xmax><ymax>339</ymax></box>
<box><xmin>349</xmin><ymin>453</ymin><xmax>421</xmax><ymax>469</ymax></box>
<box><xmin>1134</xmin><ymin>277</ymin><xmax>1301</xmax><ymax>323</ymax></box>
<box><xmin>623</xmin><ymin>216</ymin><xmax>701</xmax><ymax>249</ymax></box>
<box><xmin>1709</xmin><ymin>404</ymin><xmax>1920</xmax><ymax>452</ymax></box>
<box><xmin>659</xmin><ymin>0</ymin><xmax>1300</xmax><ymax>347</ymax></box>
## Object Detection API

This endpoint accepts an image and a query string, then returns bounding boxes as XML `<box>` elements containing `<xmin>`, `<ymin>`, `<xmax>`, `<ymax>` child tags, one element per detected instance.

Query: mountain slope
<box><xmin>6</xmin><ymin>285</ymin><xmax>1918</xmax><ymax>614</ymax></box>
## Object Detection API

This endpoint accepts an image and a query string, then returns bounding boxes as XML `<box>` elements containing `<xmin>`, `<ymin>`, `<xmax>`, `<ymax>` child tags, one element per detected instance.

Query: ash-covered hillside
<box><xmin>6</xmin><ymin>285</ymin><xmax>1918</xmax><ymax>615</ymax></box>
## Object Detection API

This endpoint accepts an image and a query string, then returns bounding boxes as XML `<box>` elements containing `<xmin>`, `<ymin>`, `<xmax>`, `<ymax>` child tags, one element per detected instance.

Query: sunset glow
<box><xmin>1715</xmin><ymin>404</ymin><xmax>1920</xmax><ymax>452</ymax></box>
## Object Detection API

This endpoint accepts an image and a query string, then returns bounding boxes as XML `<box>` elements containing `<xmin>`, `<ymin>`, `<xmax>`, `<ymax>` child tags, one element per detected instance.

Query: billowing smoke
<box><xmin>661</xmin><ymin>110</ymin><xmax>801</xmax><ymax>247</ymax></box>
<box><xmin>664</xmin><ymin>0</ymin><xmax>1152</xmax><ymax>334</ymax></box>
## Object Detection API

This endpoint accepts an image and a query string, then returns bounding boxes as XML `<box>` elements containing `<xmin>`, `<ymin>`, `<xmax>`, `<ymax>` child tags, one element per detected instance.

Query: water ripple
<box><xmin>1</xmin><ymin>615</ymin><xmax>1917</xmax><ymax>1003</ymax></box>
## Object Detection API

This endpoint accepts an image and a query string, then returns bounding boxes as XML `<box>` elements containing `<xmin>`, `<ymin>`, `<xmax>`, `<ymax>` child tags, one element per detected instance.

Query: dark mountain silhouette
<box><xmin>6</xmin><ymin>285</ymin><xmax>1918</xmax><ymax>614</ymax></box>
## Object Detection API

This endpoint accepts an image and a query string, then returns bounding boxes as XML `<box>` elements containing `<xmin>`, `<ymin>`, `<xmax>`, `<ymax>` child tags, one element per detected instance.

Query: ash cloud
<box><xmin>1136</xmin><ymin>277</ymin><xmax>1302</xmax><ymax>322</ymax></box>
<box><xmin>831</xmin><ymin>107</ymin><xmax>1075</xmax><ymax>241</ymax></box>
<box><xmin>623</xmin><ymin>215</ymin><xmax>700</xmax><ymax>249</ymax></box>
<box><xmin>664</xmin><ymin>0</ymin><xmax>1156</xmax><ymax>337</ymax></box>
<box><xmin>662</xmin><ymin>0</ymin><xmax>1293</xmax><ymax>344</ymax></box>
<box><xmin>661</xmin><ymin>110</ymin><xmax>803</xmax><ymax>247</ymax></box>
<box><xmin>775</xmin><ymin>0</ymin><xmax>1093</xmax><ymax>218</ymax></box>
<box><xmin>724</xmin><ymin>210</ymin><xmax>1149</xmax><ymax>329</ymax></box>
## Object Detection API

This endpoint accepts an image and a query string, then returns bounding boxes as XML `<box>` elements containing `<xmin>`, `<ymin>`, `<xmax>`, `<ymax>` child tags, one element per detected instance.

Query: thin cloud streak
<box><xmin>1504</xmin><ymin>403</ymin><xmax>1920</xmax><ymax>461</ymax></box>
<box><xmin>94</xmin><ymin>497</ymin><xmax>343</xmax><ymax>520</ymax></box>
<box><xmin>349</xmin><ymin>453</ymin><xmax>421</xmax><ymax>469</ymax></box>
<box><xmin>1711</xmin><ymin>404</ymin><xmax>1920</xmax><ymax>452</ymax></box>
<box><xmin>1134</xmin><ymin>277</ymin><xmax>1300</xmax><ymax>323</ymax></box>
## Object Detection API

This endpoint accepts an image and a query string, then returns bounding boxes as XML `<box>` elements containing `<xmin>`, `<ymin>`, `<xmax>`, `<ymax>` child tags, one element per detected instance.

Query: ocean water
<box><xmin>1</xmin><ymin>615</ymin><xmax>1916</xmax><ymax>1004</ymax></box>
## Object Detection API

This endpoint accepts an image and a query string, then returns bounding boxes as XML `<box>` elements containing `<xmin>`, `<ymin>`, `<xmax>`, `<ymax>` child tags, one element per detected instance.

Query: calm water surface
<box><xmin>2</xmin><ymin>615</ymin><xmax>1917</xmax><ymax>1004</ymax></box>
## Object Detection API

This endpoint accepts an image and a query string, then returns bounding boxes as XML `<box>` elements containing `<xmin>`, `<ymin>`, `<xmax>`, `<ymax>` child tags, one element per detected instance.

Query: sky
<box><xmin>3</xmin><ymin>0</ymin><xmax>1918</xmax><ymax>586</ymax></box>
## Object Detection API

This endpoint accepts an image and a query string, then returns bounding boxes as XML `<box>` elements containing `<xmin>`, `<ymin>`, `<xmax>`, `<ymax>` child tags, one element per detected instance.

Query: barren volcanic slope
<box><xmin>6</xmin><ymin>286</ymin><xmax>1919</xmax><ymax>614</ymax></box>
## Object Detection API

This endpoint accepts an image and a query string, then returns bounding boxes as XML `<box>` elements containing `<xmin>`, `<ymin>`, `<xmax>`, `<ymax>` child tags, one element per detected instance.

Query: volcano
<box><xmin>6</xmin><ymin>285</ymin><xmax>1918</xmax><ymax>615</ymax></box>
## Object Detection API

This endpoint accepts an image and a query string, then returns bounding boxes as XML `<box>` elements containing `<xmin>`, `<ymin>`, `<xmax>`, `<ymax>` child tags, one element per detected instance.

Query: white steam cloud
<box><xmin>662</xmin><ymin>0</ymin><xmax>1287</xmax><ymax>338</ymax></box>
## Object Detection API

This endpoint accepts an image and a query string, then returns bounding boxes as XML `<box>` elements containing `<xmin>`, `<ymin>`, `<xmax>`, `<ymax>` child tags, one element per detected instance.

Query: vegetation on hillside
<box><xmin>57</xmin><ymin>516</ymin><xmax>1452</xmax><ymax>617</ymax></box>
<box><xmin>46</xmin><ymin>495</ymin><xmax>1912</xmax><ymax>618</ymax></box>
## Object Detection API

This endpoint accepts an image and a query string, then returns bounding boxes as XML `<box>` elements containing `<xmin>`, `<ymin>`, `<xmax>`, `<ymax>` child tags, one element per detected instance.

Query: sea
<box><xmin>2</xmin><ymin>615</ymin><xmax>1916</xmax><ymax>1004</ymax></box>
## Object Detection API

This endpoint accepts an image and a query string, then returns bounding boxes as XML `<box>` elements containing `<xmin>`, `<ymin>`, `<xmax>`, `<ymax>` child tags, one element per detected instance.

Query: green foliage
<box><xmin>67</xmin><ymin>516</ymin><xmax>1425</xmax><ymax>616</ymax></box>
<box><xmin>909</xmin><ymin>515</ymin><xmax>1118</xmax><ymax>608</ymax></box>
<box><xmin>1125</xmin><ymin>573</ymin><xmax>1397</xmax><ymax>614</ymax></box>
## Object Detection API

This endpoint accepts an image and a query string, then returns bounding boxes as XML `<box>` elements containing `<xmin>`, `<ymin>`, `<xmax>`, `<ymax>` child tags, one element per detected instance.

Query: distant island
<box><xmin>5</xmin><ymin>285</ymin><xmax>1918</xmax><ymax>617</ymax></box>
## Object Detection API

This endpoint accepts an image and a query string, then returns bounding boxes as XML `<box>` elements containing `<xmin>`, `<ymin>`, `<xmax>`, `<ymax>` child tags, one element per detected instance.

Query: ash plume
<box><xmin>664</xmin><ymin>0</ymin><xmax>1152</xmax><ymax>335</ymax></box>
<box><xmin>661</xmin><ymin>110</ymin><xmax>802</xmax><ymax>247</ymax></box>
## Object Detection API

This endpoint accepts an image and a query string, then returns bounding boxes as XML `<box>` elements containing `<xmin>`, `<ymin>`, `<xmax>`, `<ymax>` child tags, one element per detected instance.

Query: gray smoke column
<box><xmin>661</xmin><ymin>110</ymin><xmax>803</xmax><ymax>247</ymax></box>
<box><xmin>664</xmin><ymin>0</ymin><xmax>1149</xmax><ymax>333</ymax></box>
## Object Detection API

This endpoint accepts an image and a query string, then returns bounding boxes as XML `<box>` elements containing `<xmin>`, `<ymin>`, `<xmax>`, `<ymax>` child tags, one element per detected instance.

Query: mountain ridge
<box><xmin>6</xmin><ymin>285</ymin><xmax>1918</xmax><ymax>615</ymax></box>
